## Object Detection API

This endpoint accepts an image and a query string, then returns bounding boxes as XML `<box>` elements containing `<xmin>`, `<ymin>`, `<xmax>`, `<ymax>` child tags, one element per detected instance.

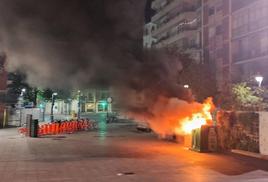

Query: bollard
<box><xmin>30</xmin><ymin>119</ymin><xmax>39</xmax><ymax>138</ymax></box>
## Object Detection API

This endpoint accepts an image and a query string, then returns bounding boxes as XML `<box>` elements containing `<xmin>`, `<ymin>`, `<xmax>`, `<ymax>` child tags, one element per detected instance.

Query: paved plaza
<box><xmin>0</xmin><ymin>122</ymin><xmax>268</xmax><ymax>182</ymax></box>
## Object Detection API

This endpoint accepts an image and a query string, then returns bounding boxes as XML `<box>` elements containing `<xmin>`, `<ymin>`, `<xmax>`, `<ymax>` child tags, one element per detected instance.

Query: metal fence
<box><xmin>8</xmin><ymin>108</ymin><xmax>42</xmax><ymax>127</ymax></box>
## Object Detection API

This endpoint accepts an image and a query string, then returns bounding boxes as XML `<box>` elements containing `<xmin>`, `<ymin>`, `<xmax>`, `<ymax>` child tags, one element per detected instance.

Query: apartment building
<box><xmin>147</xmin><ymin>0</ymin><xmax>202</xmax><ymax>62</ymax></box>
<box><xmin>145</xmin><ymin>0</ymin><xmax>268</xmax><ymax>91</ymax></box>
<box><xmin>231</xmin><ymin>0</ymin><xmax>268</xmax><ymax>85</ymax></box>
<box><xmin>202</xmin><ymin>0</ymin><xmax>231</xmax><ymax>90</ymax></box>
<box><xmin>203</xmin><ymin>0</ymin><xmax>268</xmax><ymax>90</ymax></box>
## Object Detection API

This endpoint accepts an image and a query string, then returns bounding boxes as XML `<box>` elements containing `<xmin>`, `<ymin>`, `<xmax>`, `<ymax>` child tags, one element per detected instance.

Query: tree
<box><xmin>231</xmin><ymin>82</ymin><xmax>263</xmax><ymax>110</ymax></box>
<box><xmin>37</xmin><ymin>89</ymin><xmax>71</xmax><ymax>104</ymax></box>
<box><xmin>6</xmin><ymin>72</ymin><xmax>29</xmax><ymax>105</ymax></box>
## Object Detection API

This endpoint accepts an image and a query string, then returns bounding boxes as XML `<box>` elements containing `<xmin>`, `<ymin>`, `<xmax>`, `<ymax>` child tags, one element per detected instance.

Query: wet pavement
<box><xmin>0</xmin><ymin>122</ymin><xmax>268</xmax><ymax>182</ymax></box>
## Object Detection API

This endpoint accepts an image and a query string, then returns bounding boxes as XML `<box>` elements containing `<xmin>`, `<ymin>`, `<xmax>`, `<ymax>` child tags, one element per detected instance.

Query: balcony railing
<box><xmin>233</xmin><ymin>50</ymin><xmax>268</xmax><ymax>63</ymax></box>
<box><xmin>152</xmin><ymin>0</ymin><xmax>175</xmax><ymax>11</ymax></box>
<box><xmin>152</xmin><ymin>11</ymin><xmax>197</xmax><ymax>37</ymax></box>
<box><xmin>152</xmin><ymin>0</ymin><xmax>187</xmax><ymax>22</ymax></box>
<box><xmin>155</xmin><ymin>29</ymin><xmax>198</xmax><ymax>47</ymax></box>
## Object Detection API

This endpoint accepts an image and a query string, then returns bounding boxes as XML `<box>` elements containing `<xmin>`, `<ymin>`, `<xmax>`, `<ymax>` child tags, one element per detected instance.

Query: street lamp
<box><xmin>19</xmin><ymin>88</ymin><xmax>26</xmax><ymax>126</ymax></box>
<box><xmin>255</xmin><ymin>76</ymin><xmax>264</xmax><ymax>87</ymax></box>
<box><xmin>50</xmin><ymin>92</ymin><xmax>58</xmax><ymax>122</ymax></box>
<box><xmin>77</xmin><ymin>90</ymin><xmax>81</xmax><ymax>120</ymax></box>
<box><xmin>19</xmin><ymin>88</ymin><xmax>26</xmax><ymax>105</ymax></box>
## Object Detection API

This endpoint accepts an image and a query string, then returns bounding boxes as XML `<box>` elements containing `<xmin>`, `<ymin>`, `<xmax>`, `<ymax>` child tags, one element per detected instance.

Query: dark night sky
<box><xmin>145</xmin><ymin>0</ymin><xmax>155</xmax><ymax>23</ymax></box>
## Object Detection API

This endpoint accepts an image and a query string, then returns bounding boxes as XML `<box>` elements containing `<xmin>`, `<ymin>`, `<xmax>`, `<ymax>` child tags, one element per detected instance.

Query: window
<box><xmin>216</xmin><ymin>5</ymin><xmax>223</xmax><ymax>12</ymax></box>
<box><xmin>233</xmin><ymin>37</ymin><xmax>249</xmax><ymax>62</ymax></box>
<box><xmin>232</xmin><ymin>11</ymin><xmax>248</xmax><ymax>36</ymax></box>
<box><xmin>260</xmin><ymin>31</ymin><xmax>268</xmax><ymax>54</ymax></box>
<box><xmin>97</xmin><ymin>103</ymin><xmax>108</xmax><ymax>112</ymax></box>
<box><xmin>88</xmin><ymin>92</ymin><xmax>94</xmax><ymax>102</ymax></box>
<box><xmin>209</xmin><ymin>7</ymin><xmax>215</xmax><ymax>16</ymax></box>
<box><xmin>209</xmin><ymin>27</ymin><xmax>215</xmax><ymax>38</ymax></box>
<box><xmin>216</xmin><ymin>25</ymin><xmax>223</xmax><ymax>35</ymax></box>
<box><xmin>232</xmin><ymin>0</ymin><xmax>255</xmax><ymax>12</ymax></box>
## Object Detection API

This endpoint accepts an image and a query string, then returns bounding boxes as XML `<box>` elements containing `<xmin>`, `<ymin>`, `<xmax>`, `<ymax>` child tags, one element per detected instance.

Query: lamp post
<box><xmin>77</xmin><ymin>90</ymin><xmax>81</xmax><ymax>120</ymax></box>
<box><xmin>19</xmin><ymin>88</ymin><xmax>26</xmax><ymax>126</ymax></box>
<box><xmin>21</xmin><ymin>88</ymin><xmax>26</xmax><ymax>95</ymax></box>
<box><xmin>50</xmin><ymin>92</ymin><xmax>58</xmax><ymax>122</ymax></box>
<box><xmin>255</xmin><ymin>76</ymin><xmax>264</xmax><ymax>87</ymax></box>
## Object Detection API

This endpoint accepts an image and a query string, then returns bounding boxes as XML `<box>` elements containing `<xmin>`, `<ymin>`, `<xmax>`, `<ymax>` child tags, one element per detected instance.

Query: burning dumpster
<box><xmin>191</xmin><ymin>125</ymin><xmax>217</xmax><ymax>152</ymax></box>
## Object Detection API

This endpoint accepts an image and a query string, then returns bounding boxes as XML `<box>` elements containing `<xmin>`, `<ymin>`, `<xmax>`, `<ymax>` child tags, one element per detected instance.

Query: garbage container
<box><xmin>191</xmin><ymin>125</ymin><xmax>212</xmax><ymax>152</ymax></box>
<box><xmin>30</xmin><ymin>119</ymin><xmax>39</xmax><ymax>138</ymax></box>
<box><xmin>191</xmin><ymin>125</ymin><xmax>217</xmax><ymax>152</ymax></box>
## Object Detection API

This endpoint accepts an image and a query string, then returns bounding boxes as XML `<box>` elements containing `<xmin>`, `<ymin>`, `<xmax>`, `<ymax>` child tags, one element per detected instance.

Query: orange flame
<box><xmin>130</xmin><ymin>97</ymin><xmax>215</xmax><ymax>137</ymax></box>
<box><xmin>175</xmin><ymin>98</ymin><xmax>214</xmax><ymax>134</ymax></box>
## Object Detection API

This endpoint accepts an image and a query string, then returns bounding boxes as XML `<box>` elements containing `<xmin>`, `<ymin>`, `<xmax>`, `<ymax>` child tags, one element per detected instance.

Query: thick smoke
<box><xmin>0</xmin><ymin>0</ymin><xmax>147</xmax><ymax>88</ymax></box>
<box><xmin>0</xmin><ymin>1</ymin><xmax>192</xmax><ymax>95</ymax></box>
<box><xmin>0</xmin><ymin>0</ymin><xmax>201</xmax><ymax>130</ymax></box>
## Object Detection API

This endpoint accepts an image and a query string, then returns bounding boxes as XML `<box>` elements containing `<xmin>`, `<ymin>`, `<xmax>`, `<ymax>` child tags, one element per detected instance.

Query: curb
<box><xmin>231</xmin><ymin>149</ymin><xmax>268</xmax><ymax>160</ymax></box>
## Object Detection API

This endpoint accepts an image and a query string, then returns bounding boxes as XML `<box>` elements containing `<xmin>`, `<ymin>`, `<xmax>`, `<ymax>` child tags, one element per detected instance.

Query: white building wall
<box><xmin>71</xmin><ymin>100</ymin><xmax>79</xmax><ymax>113</ymax></box>
<box><xmin>259</xmin><ymin>112</ymin><xmax>268</xmax><ymax>155</ymax></box>
<box><xmin>45</xmin><ymin>100</ymin><xmax>71</xmax><ymax>115</ymax></box>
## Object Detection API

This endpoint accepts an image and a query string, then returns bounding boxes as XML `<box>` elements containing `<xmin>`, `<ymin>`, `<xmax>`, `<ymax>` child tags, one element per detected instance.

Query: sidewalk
<box><xmin>1</xmin><ymin>124</ymin><xmax>268</xmax><ymax>182</ymax></box>
<box><xmin>231</xmin><ymin>149</ymin><xmax>268</xmax><ymax>160</ymax></box>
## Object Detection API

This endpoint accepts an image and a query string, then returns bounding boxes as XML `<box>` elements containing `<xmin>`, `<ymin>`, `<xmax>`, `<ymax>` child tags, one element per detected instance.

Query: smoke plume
<box><xmin>0</xmin><ymin>0</ymin><xmax>212</xmax><ymax>135</ymax></box>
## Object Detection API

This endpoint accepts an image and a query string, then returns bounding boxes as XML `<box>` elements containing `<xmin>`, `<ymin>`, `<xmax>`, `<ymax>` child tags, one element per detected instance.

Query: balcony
<box><xmin>233</xmin><ymin>50</ymin><xmax>268</xmax><ymax>64</ymax></box>
<box><xmin>152</xmin><ymin>0</ymin><xmax>197</xmax><ymax>22</ymax></box>
<box><xmin>152</xmin><ymin>11</ymin><xmax>197</xmax><ymax>37</ymax></box>
<box><xmin>152</xmin><ymin>0</ymin><xmax>174</xmax><ymax>11</ymax></box>
<box><xmin>155</xmin><ymin>29</ymin><xmax>197</xmax><ymax>48</ymax></box>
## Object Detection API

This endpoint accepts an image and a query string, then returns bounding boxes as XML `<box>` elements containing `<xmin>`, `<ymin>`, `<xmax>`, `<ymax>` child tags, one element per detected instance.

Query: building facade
<box><xmin>146</xmin><ymin>0</ymin><xmax>268</xmax><ymax>92</ymax></box>
<box><xmin>45</xmin><ymin>88</ymin><xmax>113</xmax><ymax>115</ymax></box>
<box><xmin>203</xmin><ymin>0</ymin><xmax>268</xmax><ymax>90</ymax></box>
<box><xmin>147</xmin><ymin>0</ymin><xmax>202</xmax><ymax>62</ymax></box>
<box><xmin>231</xmin><ymin>0</ymin><xmax>268</xmax><ymax>85</ymax></box>
<box><xmin>202</xmin><ymin>0</ymin><xmax>232</xmax><ymax>90</ymax></box>
<box><xmin>0</xmin><ymin>53</ymin><xmax>7</xmax><ymax>127</ymax></box>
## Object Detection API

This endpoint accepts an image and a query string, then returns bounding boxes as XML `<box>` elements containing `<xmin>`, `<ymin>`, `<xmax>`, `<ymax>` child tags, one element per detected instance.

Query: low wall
<box><xmin>259</xmin><ymin>112</ymin><xmax>268</xmax><ymax>155</ymax></box>
<box><xmin>216</xmin><ymin>111</ymin><xmax>268</xmax><ymax>155</ymax></box>
<box><xmin>216</xmin><ymin>111</ymin><xmax>260</xmax><ymax>153</ymax></box>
